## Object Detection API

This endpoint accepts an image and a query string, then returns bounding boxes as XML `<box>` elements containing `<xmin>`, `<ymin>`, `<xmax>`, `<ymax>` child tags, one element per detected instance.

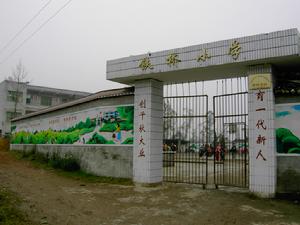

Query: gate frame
<box><xmin>163</xmin><ymin>92</ymin><xmax>209</xmax><ymax>186</ymax></box>
<box><xmin>106</xmin><ymin>29</ymin><xmax>298</xmax><ymax>197</ymax></box>
<box><xmin>213</xmin><ymin>91</ymin><xmax>249</xmax><ymax>188</ymax></box>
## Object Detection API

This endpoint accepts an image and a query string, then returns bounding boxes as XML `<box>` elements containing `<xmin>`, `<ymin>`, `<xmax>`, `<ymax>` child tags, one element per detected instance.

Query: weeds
<box><xmin>48</xmin><ymin>152</ymin><xmax>80</xmax><ymax>171</ymax></box>
<box><xmin>10</xmin><ymin>150</ymin><xmax>133</xmax><ymax>186</ymax></box>
<box><xmin>0</xmin><ymin>187</ymin><xmax>32</xmax><ymax>225</ymax></box>
<box><xmin>17</xmin><ymin>149</ymin><xmax>80</xmax><ymax>172</ymax></box>
<box><xmin>0</xmin><ymin>138</ymin><xmax>9</xmax><ymax>151</ymax></box>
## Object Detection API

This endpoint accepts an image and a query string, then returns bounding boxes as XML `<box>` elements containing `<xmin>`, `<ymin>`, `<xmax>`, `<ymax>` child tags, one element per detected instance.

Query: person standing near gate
<box><xmin>215</xmin><ymin>143</ymin><xmax>221</xmax><ymax>161</ymax></box>
<box><xmin>221</xmin><ymin>145</ymin><xmax>225</xmax><ymax>161</ymax></box>
<box><xmin>230</xmin><ymin>143</ymin><xmax>237</xmax><ymax>159</ymax></box>
<box><xmin>171</xmin><ymin>143</ymin><xmax>177</xmax><ymax>152</ymax></box>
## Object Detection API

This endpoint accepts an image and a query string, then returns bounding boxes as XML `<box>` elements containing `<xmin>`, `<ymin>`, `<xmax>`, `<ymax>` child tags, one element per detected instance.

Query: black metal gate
<box><xmin>213</xmin><ymin>92</ymin><xmax>249</xmax><ymax>188</ymax></box>
<box><xmin>163</xmin><ymin>80</ymin><xmax>249</xmax><ymax>188</ymax></box>
<box><xmin>163</xmin><ymin>83</ymin><xmax>208</xmax><ymax>185</ymax></box>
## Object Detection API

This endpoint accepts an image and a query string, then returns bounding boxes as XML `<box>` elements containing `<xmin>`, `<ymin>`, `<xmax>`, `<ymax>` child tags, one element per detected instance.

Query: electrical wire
<box><xmin>0</xmin><ymin>0</ymin><xmax>53</xmax><ymax>55</ymax></box>
<box><xmin>0</xmin><ymin>0</ymin><xmax>73</xmax><ymax>65</ymax></box>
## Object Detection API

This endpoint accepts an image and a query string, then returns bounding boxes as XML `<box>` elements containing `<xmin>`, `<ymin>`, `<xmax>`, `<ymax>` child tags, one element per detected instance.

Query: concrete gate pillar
<box><xmin>248</xmin><ymin>64</ymin><xmax>277</xmax><ymax>197</ymax></box>
<box><xmin>133</xmin><ymin>79</ymin><xmax>163</xmax><ymax>184</ymax></box>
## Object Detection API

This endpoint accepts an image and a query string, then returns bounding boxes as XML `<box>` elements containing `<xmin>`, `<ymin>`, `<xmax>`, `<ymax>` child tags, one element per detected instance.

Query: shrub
<box><xmin>117</xmin><ymin>106</ymin><xmax>134</xmax><ymax>124</ymax></box>
<box><xmin>20</xmin><ymin>149</ymin><xmax>36</xmax><ymax>159</ymax></box>
<box><xmin>15</xmin><ymin>149</ymin><xmax>80</xmax><ymax>172</ymax></box>
<box><xmin>33</xmin><ymin>151</ymin><xmax>49</xmax><ymax>164</ymax></box>
<box><xmin>122</xmin><ymin>137</ymin><xmax>134</xmax><ymax>144</ymax></box>
<box><xmin>60</xmin><ymin>153</ymin><xmax>80</xmax><ymax>171</ymax></box>
<box><xmin>48</xmin><ymin>152</ymin><xmax>80</xmax><ymax>171</ymax></box>
<box><xmin>64</xmin><ymin>118</ymin><xmax>96</xmax><ymax>132</ymax></box>
<box><xmin>48</xmin><ymin>152</ymin><xmax>60</xmax><ymax>168</ymax></box>
<box><xmin>79</xmin><ymin>127</ymin><xmax>94</xmax><ymax>135</ymax></box>
<box><xmin>277</xmin><ymin>128</ymin><xmax>300</xmax><ymax>153</ymax></box>
<box><xmin>100</xmin><ymin>123</ymin><xmax>116</xmax><ymax>132</ymax></box>
<box><xmin>87</xmin><ymin>133</ymin><xmax>108</xmax><ymax>144</ymax></box>
<box><xmin>120</xmin><ymin>122</ymin><xmax>133</xmax><ymax>131</ymax></box>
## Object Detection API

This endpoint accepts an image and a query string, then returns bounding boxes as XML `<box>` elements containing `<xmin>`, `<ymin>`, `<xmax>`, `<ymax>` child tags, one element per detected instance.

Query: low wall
<box><xmin>10</xmin><ymin>144</ymin><xmax>133</xmax><ymax>179</ymax></box>
<box><xmin>277</xmin><ymin>154</ymin><xmax>300</xmax><ymax>193</ymax></box>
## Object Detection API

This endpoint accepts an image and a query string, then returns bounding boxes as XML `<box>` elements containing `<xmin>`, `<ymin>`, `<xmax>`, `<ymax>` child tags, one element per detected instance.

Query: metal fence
<box><xmin>213</xmin><ymin>92</ymin><xmax>249</xmax><ymax>188</ymax></box>
<box><xmin>163</xmin><ymin>82</ymin><xmax>208</xmax><ymax>185</ymax></box>
<box><xmin>163</xmin><ymin>79</ymin><xmax>249</xmax><ymax>188</ymax></box>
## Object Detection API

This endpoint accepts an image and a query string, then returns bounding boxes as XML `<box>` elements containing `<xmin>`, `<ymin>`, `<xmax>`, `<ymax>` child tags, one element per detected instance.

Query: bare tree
<box><xmin>7</xmin><ymin>61</ymin><xmax>28</xmax><ymax>118</ymax></box>
<box><xmin>163</xmin><ymin>100</ymin><xmax>177</xmax><ymax>139</ymax></box>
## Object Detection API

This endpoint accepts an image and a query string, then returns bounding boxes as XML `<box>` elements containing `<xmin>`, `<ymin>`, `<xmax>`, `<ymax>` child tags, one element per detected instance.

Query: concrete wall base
<box><xmin>250</xmin><ymin>191</ymin><xmax>275</xmax><ymax>199</ymax></box>
<box><xmin>277</xmin><ymin>155</ymin><xmax>300</xmax><ymax>194</ymax></box>
<box><xmin>134</xmin><ymin>182</ymin><xmax>162</xmax><ymax>188</ymax></box>
<box><xmin>10</xmin><ymin>144</ymin><xmax>133</xmax><ymax>179</ymax></box>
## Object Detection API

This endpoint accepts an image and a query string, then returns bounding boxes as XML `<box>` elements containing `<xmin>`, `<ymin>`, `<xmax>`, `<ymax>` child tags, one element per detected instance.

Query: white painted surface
<box><xmin>248</xmin><ymin>67</ymin><xmax>276</xmax><ymax>197</ymax></box>
<box><xmin>107</xmin><ymin>29</ymin><xmax>300</xmax><ymax>84</ymax></box>
<box><xmin>133</xmin><ymin>79</ymin><xmax>163</xmax><ymax>184</ymax></box>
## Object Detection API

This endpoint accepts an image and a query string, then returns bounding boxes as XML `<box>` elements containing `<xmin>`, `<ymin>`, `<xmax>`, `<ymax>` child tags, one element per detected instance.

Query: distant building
<box><xmin>0</xmin><ymin>80</ymin><xmax>90</xmax><ymax>134</ymax></box>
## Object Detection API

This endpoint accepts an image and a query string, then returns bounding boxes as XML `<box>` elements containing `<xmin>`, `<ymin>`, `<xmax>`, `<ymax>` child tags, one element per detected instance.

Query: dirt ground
<box><xmin>0</xmin><ymin>149</ymin><xmax>299</xmax><ymax>225</ymax></box>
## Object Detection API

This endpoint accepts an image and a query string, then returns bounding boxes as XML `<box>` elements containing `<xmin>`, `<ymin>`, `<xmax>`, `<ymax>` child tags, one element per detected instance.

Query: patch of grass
<box><xmin>10</xmin><ymin>150</ymin><xmax>133</xmax><ymax>186</ymax></box>
<box><xmin>57</xmin><ymin>170</ymin><xmax>133</xmax><ymax>186</ymax></box>
<box><xmin>0</xmin><ymin>187</ymin><xmax>33</xmax><ymax>225</ymax></box>
<box><xmin>14</xmin><ymin>150</ymin><xmax>80</xmax><ymax>172</ymax></box>
<box><xmin>48</xmin><ymin>152</ymin><xmax>80</xmax><ymax>172</ymax></box>
<box><xmin>0</xmin><ymin>138</ymin><xmax>9</xmax><ymax>151</ymax></box>
<box><xmin>247</xmin><ymin>192</ymin><xmax>260</xmax><ymax>200</ymax></box>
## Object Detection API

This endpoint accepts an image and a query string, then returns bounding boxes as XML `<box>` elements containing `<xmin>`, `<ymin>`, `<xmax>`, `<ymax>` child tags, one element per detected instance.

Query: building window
<box><xmin>30</xmin><ymin>95</ymin><xmax>39</xmax><ymax>105</ymax></box>
<box><xmin>26</xmin><ymin>95</ymin><xmax>31</xmax><ymax>104</ymax></box>
<box><xmin>41</xmin><ymin>96</ymin><xmax>52</xmax><ymax>106</ymax></box>
<box><xmin>25</xmin><ymin>110</ymin><xmax>35</xmax><ymax>114</ymax></box>
<box><xmin>228</xmin><ymin>123</ymin><xmax>237</xmax><ymax>134</ymax></box>
<box><xmin>6</xmin><ymin>111</ymin><xmax>22</xmax><ymax>121</ymax></box>
<box><xmin>61</xmin><ymin>98</ymin><xmax>68</xmax><ymax>103</ymax></box>
<box><xmin>7</xmin><ymin>90</ymin><xmax>23</xmax><ymax>102</ymax></box>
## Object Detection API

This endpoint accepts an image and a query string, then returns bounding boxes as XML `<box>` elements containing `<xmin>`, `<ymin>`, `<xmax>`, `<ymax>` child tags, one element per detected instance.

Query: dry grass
<box><xmin>0</xmin><ymin>138</ymin><xmax>9</xmax><ymax>151</ymax></box>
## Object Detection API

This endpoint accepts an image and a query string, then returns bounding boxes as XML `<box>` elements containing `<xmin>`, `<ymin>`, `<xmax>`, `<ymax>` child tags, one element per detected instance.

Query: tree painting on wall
<box><xmin>275</xmin><ymin>103</ymin><xmax>300</xmax><ymax>154</ymax></box>
<box><xmin>11</xmin><ymin>105</ymin><xmax>134</xmax><ymax>145</ymax></box>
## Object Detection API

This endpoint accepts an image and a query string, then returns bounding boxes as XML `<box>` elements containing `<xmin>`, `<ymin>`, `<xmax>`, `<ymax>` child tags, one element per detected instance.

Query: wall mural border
<box><xmin>11</xmin><ymin>105</ymin><xmax>134</xmax><ymax>145</ymax></box>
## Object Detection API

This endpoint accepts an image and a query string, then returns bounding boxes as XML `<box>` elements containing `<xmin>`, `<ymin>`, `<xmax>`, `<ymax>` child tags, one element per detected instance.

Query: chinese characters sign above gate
<box><xmin>137</xmin><ymin>40</ymin><xmax>242</xmax><ymax>71</ymax></box>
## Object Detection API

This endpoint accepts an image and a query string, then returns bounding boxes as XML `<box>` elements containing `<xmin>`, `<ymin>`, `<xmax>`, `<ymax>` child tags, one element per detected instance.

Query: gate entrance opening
<box><xmin>213</xmin><ymin>92</ymin><xmax>248</xmax><ymax>188</ymax></box>
<box><xmin>163</xmin><ymin>79</ymin><xmax>248</xmax><ymax>188</ymax></box>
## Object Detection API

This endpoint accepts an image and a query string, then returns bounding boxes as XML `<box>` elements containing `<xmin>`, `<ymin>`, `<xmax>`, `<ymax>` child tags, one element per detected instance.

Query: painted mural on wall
<box><xmin>11</xmin><ymin>105</ymin><xmax>134</xmax><ymax>145</ymax></box>
<box><xmin>275</xmin><ymin>103</ymin><xmax>300</xmax><ymax>154</ymax></box>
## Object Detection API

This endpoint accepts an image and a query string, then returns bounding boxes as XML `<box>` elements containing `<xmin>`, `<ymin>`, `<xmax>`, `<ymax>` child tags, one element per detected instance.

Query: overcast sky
<box><xmin>0</xmin><ymin>0</ymin><xmax>299</xmax><ymax>93</ymax></box>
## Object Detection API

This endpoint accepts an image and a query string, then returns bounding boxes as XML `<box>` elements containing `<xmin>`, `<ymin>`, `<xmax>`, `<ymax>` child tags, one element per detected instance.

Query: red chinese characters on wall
<box><xmin>256</xmin><ymin>135</ymin><xmax>266</xmax><ymax>145</ymax></box>
<box><xmin>256</xmin><ymin>150</ymin><xmax>266</xmax><ymax>161</ymax></box>
<box><xmin>254</xmin><ymin>90</ymin><xmax>268</xmax><ymax>161</ymax></box>
<box><xmin>138</xmin><ymin>99</ymin><xmax>146</xmax><ymax>157</ymax></box>
<box><xmin>256</xmin><ymin>119</ymin><xmax>266</xmax><ymax>130</ymax></box>
<box><xmin>256</xmin><ymin>90</ymin><xmax>265</xmax><ymax>101</ymax></box>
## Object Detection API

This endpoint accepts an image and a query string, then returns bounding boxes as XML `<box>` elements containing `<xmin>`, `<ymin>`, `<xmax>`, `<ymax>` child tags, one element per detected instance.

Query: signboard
<box><xmin>249</xmin><ymin>74</ymin><xmax>272</xmax><ymax>90</ymax></box>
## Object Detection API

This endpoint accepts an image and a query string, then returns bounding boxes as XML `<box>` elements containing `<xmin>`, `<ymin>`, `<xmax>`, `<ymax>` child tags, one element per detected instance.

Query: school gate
<box><xmin>162</xmin><ymin>81</ymin><xmax>249</xmax><ymax>188</ymax></box>
<box><xmin>107</xmin><ymin>28</ymin><xmax>300</xmax><ymax>197</ymax></box>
